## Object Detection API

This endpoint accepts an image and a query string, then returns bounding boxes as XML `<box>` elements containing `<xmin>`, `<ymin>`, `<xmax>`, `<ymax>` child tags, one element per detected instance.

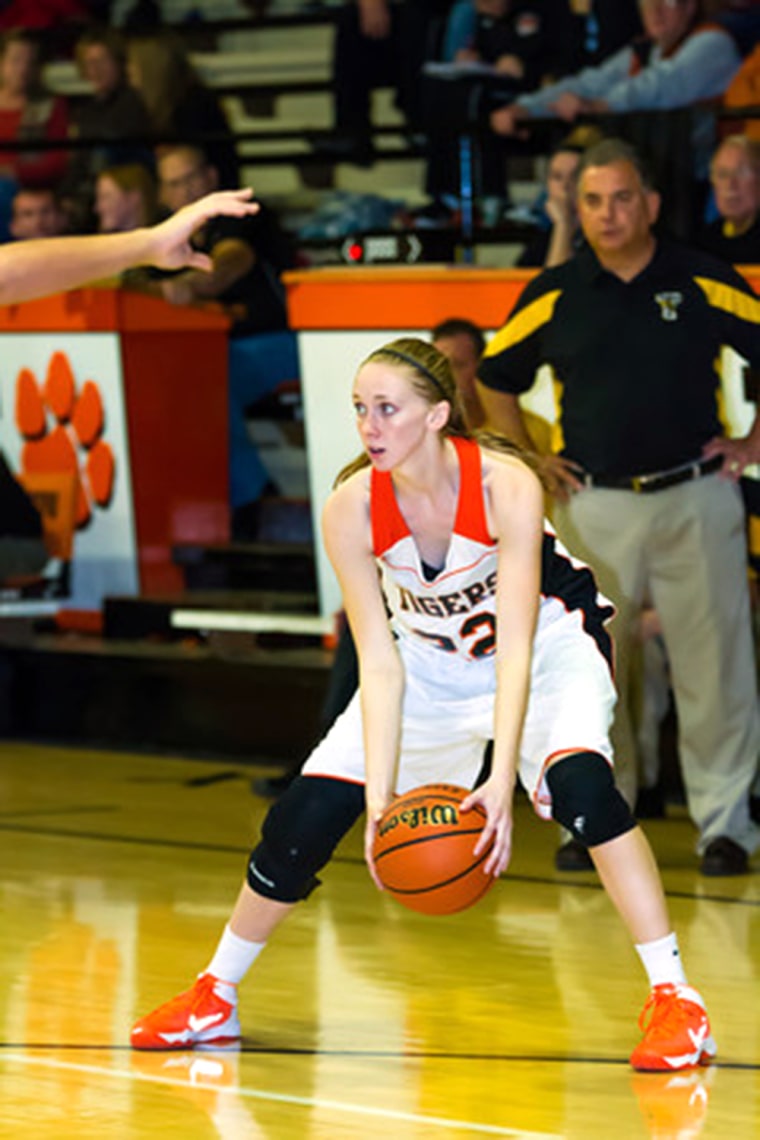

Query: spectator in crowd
<box><xmin>431</xmin><ymin>316</ymin><xmax>487</xmax><ymax>426</ymax></box>
<box><xmin>127</xmin><ymin>31</ymin><xmax>239</xmax><ymax>190</ymax></box>
<box><xmin>418</xmin><ymin>0</ymin><xmax>554</xmax><ymax>225</ymax></box>
<box><xmin>61</xmin><ymin>26</ymin><xmax>152</xmax><ymax>232</ymax></box>
<box><xmin>548</xmin><ymin>0</ymin><xmax>643</xmax><ymax>76</ymax></box>
<box><xmin>516</xmin><ymin>140</ymin><xmax>585</xmax><ymax>268</ymax></box>
<box><xmin>490</xmin><ymin>0</ymin><xmax>742</xmax><ymax>204</ymax></box>
<box><xmin>0</xmin><ymin>29</ymin><xmax>69</xmax><ymax>191</ymax></box>
<box><xmin>512</xmin><ymin>126</ymin><xmax>603</xmax><ymax>267</ymax></box>
<box><xmin>699</xmin><ymin>134</ymin><xmax>760</xmax><ymax>263</ymax></box>
<box><xmin>9</xmin><ymin>185</ymin><xmax>66</xmax><ymax>239</ymax></box>
<box><xmin>0</xmin><ymin>29</ymin><xmax>69</xmax><ymax>241</ymax></box>
<box><xmin>148</xmin><ymin>145</ymin><xmax>295</xmax><ymax>532</ymax></box>
<box><xmin>94</xmin><ymin>163</ymin><xmax>158</xmax><ymax>234</ymax></box>
<box><xmin>476</xmin><ymin>137</ymin><xmax>760</xmax><ymax>876</ymax></box>
<box><xmin>150</xmin><ymin>145</ymin><xmax>291</xmax><ymax>335</ymax></box>
<box><xmin>311</xmin><ymin>0</ymin><xmax>452</xmax><ymax>165</ymax></box>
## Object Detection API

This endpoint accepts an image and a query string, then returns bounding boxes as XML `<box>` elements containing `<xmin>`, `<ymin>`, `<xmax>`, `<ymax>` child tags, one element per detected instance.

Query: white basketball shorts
<box><xmin>301</xmin><ymin>609</ymin><xmax>616</xmax><ymax>821</ymax></box>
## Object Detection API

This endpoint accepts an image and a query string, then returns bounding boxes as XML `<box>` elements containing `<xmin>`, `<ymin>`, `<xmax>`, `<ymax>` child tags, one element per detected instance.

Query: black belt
<box><xmin>582</xmin><ymin>454</ymin><xmax>723</xmax><ymax>494</ymax></box>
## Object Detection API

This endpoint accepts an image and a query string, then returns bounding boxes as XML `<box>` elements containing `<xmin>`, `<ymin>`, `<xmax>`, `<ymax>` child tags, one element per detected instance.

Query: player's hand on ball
<box><xmin>461</xmin><ymin>779</ymin><xmax>513</xmax><ymax>877</ymax></box>
<box><xmin>364</xmin><ymin>804</ymin><xmax>387</xmax><ymax>891</ymax></box>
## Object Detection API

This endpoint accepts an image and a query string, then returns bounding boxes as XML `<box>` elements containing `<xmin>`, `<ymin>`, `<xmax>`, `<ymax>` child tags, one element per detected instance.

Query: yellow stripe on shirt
<box><xmin>484</xmin><ymin>289</ymin><xmax>563</xmax><ymax>357</ymax></box>
<box><xmin>550</xmin><ymin>370</ymin><xmax>565</xmax><ymax>455</ymax></box>
<box><xmin>694</xmin><ymin>276</ymin><xmax>760</xmax><ymax>324</ymax></box>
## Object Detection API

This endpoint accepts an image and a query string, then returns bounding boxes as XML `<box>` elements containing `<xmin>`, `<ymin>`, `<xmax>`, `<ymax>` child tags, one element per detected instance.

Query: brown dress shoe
<box><xmin>700</xmin><ymin>837</ymin><xmax>749</xmax><ymax>877</ymax></box>
<box><xmin>555</xmin><ymin>839</ymin><xmax>594</xmax><ymax>872</ymax></box>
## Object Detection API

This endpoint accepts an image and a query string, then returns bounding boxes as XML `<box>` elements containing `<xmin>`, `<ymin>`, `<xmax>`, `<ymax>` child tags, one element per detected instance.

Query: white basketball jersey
<box><xmin>370</xmin><ymin>437</ymin><xmax>614</xmax><ymax>667</ymax></box>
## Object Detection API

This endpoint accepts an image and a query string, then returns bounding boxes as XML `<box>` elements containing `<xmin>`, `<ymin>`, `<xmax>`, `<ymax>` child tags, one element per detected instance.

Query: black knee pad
<box><xmin>247</xmin><ymin>775</ymin><xmax>365</xmax><ymax>903</ymax></box>
<box><xmin>546</xmin><ymin>752</ymin><xmax>636</xmax><ymax>848</ymax></box>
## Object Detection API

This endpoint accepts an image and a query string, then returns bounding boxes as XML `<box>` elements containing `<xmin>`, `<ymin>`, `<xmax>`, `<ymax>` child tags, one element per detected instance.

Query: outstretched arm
<box><xmin>0</xmin><ymin>188</ymin><xmax>259</xmax><ymax>306</ymax></box>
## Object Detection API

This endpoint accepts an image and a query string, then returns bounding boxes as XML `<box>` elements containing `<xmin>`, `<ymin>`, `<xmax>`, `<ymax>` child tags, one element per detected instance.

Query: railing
<box><xmin>1</xmin><ymin>102</ymin><xmax>757</xmax><ymax>248</ymax></box>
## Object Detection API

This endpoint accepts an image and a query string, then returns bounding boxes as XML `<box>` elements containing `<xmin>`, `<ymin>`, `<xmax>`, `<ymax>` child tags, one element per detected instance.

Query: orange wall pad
<box><xmin>0</xmin><ymin>287</ymin><xmax>230</xmax><ymax>332</ymax></box>
<box><xmin>0</xmin><ymin>288</ymin><xmax>231</xmax><ymax>602</ymax></box>
<box><xmin>285</xmin><ymin>265</ymin><xmax>760</xmax><ymax>330</ymax></box>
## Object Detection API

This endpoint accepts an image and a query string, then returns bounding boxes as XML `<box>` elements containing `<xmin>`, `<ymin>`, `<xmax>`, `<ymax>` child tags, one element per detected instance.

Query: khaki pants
<box><xmin>554</xmin><ymin>473</ymin><xmax>760</xmax><ymax>855</ymax></box>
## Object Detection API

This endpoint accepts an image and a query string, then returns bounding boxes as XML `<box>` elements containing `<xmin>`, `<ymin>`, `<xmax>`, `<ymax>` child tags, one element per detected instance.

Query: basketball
<box><xmin>372</xmin><ymin>783</ymin><xmax>496</xmax><ymax>916</ymax></box>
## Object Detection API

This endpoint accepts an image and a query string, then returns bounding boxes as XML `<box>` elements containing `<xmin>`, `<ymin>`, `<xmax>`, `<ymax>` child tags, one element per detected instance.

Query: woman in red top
<box><xmin>0</xmin><ymin>29</ymin><xmax>69</xmax><ymax>189</ymax></box>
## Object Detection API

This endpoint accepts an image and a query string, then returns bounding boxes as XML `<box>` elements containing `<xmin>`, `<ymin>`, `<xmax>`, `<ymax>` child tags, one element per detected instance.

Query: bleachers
<box><xmin>40</xmin><ymin>3</ymin><xmax>744</xmax><ymax>251</ymax></box>
<box><xmin>42</xmin><ymin>4</ymin><xmax>440</xmax><ymax>224</ymax></box>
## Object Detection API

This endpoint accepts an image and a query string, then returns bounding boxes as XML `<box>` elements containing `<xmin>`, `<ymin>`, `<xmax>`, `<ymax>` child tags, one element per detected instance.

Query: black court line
<box><xmin>0</xmin><ymin>1041</ymin><xmax>756</xmax><ymax>1071</ymax></box>
<box><xmin>503</xmin><ymin>871</ymin><xmax>760</xmax><ymax>908</ymax></box>
<box><xmin>0</xmin><ymin>820</ymin><xmax>249</xmax><ymax>857</ymax></box>
<box><xmin>0</xmin><ymin>819</ymin><xmax>758</xmax><ymax>908</ymax></box>
<box><xmin>128</xmin><ymin>771</ymin><xmax>246</xmax><ymax>788</ymax></box>
<box><xmin>182</xmin><ymin>771</ymin><xmax>246</xmax><ymax>788</ymax></box>
<box><xmin>0</xmin><ymin>805</ymin><xmax>119</xmax><ymax>820</ymax></box>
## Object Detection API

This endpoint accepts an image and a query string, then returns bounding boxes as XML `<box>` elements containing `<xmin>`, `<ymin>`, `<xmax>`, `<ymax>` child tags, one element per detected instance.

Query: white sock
<box><xmin>635</xmin><ymin>932</ymin><xmax>687</xmax><ymax>989</ymax></box>
<box><xmin>205</xmin><ymin>925</ymin><xmax>265</xmax><ymax>993</ymax></box>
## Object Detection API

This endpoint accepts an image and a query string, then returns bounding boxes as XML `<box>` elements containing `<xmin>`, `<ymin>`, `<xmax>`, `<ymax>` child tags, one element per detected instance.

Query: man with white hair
<box><xmin>700</xmin><ymin>134</ymin><xmax>760</xmax><ymax>264</ymax></box>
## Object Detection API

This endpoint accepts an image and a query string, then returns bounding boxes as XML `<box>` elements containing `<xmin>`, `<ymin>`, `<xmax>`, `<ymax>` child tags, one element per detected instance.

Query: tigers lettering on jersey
<box><xmin>397</xmin><ymin>570</ymin><xmax>498</xmax><ymax>618</ymax></box>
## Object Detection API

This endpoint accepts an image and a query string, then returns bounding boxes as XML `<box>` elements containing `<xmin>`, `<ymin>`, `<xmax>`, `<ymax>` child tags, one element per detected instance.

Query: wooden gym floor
<box><xmin>0</xmin><ymin>742</ymin><xmax>758</xmax><ymax>1139</ymax></box>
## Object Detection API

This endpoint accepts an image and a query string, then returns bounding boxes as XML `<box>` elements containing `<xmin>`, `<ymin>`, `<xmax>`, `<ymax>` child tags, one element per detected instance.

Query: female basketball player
<box><xmin>131</xmin><ymin>338</ymin><xmax>714</xmax><ymax>1072</ymax></box>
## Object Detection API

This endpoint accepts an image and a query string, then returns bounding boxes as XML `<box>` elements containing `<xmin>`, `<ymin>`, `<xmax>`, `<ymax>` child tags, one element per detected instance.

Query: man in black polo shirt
<box><xmin>477</xmin><ymin>137</ymin><xmax>760</xmax><ymax>877</ymax></box>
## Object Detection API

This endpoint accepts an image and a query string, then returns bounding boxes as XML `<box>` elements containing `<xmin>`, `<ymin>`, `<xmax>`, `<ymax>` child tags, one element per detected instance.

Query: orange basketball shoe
<box><xmin>130</xmin><ymin>974</ymin><xmax>241</xmax><ymax>1051</ymax></box>
<box><xmin>630</xmin><ymin>984</ymin><xmax>716</xmax><ymax>1072</ymax></box>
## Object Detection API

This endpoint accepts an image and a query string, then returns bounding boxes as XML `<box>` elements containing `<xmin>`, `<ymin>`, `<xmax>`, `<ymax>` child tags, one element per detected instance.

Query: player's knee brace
<box><xmin>546</xmin><ymin>752</ymin><xmax>636</xmax><ymax>848</ymax></box>
<box><xmin>247</xmin><ymin>775</ymin><xmax>365</xmax><ymax>903</ymax></box>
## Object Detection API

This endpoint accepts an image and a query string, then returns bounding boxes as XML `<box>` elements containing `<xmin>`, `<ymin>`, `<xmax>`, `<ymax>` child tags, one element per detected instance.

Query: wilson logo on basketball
<box><xmin>373</xmin><ymin>784</ymin><xmax>495</xmax><ymax>915</ymax></box>
<box><xmin>378</xmin><ymin>803</ymin><xmax>458</xmax><ymax>837</ymax></box>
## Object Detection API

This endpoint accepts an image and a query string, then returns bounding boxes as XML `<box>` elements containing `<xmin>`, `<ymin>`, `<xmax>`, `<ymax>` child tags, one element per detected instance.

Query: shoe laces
<box><xmin>157</xmin><ymin>973</ymin><xmax>222</xmax><ymax>1018</ymax></box>
<box><xmin>638</xmin><ymin>984</ymin><xmax>695</xmax><ymax>1039</ymax></box>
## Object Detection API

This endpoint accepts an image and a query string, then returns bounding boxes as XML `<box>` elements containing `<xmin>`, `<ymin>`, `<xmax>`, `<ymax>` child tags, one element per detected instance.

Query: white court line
<box><xmin>2</xmin><ymin>1052</ymin><xmax>561</xmax><ymax>1138</ymax></box>
<box><xmin>169</xmin><ymin>610</ymin><xmax>334</xmax><ymax>636</ymax></box>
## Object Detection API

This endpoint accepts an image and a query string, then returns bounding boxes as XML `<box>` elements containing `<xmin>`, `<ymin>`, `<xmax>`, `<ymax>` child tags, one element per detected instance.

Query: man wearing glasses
<box><xmin>152</xmin><ymin>145</ymin><xmax>297</xmax><ymax>535</ymax></box>
<box><xmin>700</xmin><ymin>134</ymin><xmax>760</xmax><ymax>265</ymax></box>
<box><xmin>154</xmin><ymin>146</ymin><xmax>293</xmax><ymax>337</ymax></box>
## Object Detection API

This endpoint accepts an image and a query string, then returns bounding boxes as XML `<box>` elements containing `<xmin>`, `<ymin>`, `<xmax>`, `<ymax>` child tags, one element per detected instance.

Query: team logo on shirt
<box><xmin>654</xmin><ymin>292</ymin><xmax>683</xmax><ymax>322</ymax></box>
<box><xmin>515</xmin><ymin>13</ymin><xmax>541</xmax><ymax>36</ymax></box>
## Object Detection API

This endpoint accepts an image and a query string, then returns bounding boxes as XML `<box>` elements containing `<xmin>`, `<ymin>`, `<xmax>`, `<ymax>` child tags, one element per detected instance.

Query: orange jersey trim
<box><xmin>371</xmin><ymin>438</ymin><xmax>495</xmax><ymax>557</ymax></box>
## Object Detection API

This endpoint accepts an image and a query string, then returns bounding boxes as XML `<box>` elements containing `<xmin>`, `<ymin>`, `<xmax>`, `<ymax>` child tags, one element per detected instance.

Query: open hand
<box><xmin>460</xmin><ymin>779</ymin><xmax>514</xmax><ymax>877</ymax></box>
<box><xmin>702</xmin><ymin>434</ymin><xmax>757</xmax><ymax>482</ymax></box>
<box><xmin>490</xmin><ymin>104</ymin><xmax>528</xmax><ymax>138</ymax></box>
<box><xmin>364</xmin><ymin>801</ymin><xmax>388</xmax><ymax>890</ymax></box>
<box><xmin>539</xmin><ymin>453</ymin><xmax>586</xmax><ymax>500</ymax></box>
<box><xmin>147</xmin><ymin>189</ymin><xmax>258</xmax><ymax>271</ymax></box>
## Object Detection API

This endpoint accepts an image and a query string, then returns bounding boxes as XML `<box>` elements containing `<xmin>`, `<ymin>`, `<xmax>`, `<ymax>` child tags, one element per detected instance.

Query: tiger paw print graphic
<box><xmin>15</xmin><ymin>350</ymin><xmax>115</xmax><ymax>528</ymax></box>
